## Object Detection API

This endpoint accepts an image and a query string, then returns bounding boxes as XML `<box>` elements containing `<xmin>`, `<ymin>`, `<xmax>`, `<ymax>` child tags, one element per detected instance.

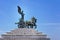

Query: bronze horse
<box><xmin>15</xmin><ymin>17</ymin><xmax>37</xmax><ymax>29</ymax></box>
<box><xmin>25</xmin><ymin>17</ymin><xmax>37</xmax><ymax>29</ymax></box>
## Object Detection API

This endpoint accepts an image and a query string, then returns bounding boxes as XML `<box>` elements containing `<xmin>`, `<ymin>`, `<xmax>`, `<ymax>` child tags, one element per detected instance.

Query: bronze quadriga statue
<box><xmin>15</xmin><ymin>6</ymin><xmax>37</xmax><ymax>29</ymax></box>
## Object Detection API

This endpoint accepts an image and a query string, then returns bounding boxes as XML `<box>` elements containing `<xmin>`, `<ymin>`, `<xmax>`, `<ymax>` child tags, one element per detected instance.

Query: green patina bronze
<box><xmin>15</xmin><ymin>6</ymin><xmax>37</xmax><ymax>29</ymax></box>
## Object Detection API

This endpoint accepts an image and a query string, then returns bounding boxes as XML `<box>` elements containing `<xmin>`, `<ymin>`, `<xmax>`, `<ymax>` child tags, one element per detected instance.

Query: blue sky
<box><xmin>0</xmin><ymin>0</ymin><xmax>60</xmax><ymax>40</ymax></box>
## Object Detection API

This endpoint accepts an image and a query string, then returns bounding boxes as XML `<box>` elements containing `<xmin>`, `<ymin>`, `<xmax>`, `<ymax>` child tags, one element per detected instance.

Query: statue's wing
<box><xmin>17</xmin><ymin>6</ymin><xmax>21</xmax><ymax>13</ymax></box>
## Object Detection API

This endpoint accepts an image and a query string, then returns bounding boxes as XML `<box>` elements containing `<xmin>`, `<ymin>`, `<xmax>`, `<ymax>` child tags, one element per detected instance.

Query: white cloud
<box><xmin>0</xmin><ymin>30</ymin><xmax>6</xmax><ymax>35</ymax></box>
<box><xmin>37</xmin><ymin>23</ymin><xmax>60</xmax><ymax>26</ymax></box>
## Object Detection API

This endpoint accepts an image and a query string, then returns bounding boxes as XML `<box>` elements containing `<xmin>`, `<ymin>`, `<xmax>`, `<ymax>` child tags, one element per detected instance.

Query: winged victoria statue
<box><xmin>15</xmin><ymin>6</ymin><xmax>37</xmax><ymax>29</ymax></box>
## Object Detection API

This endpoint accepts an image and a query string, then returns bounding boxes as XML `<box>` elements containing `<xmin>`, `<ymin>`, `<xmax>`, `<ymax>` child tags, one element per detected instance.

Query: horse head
<box><xmin>31</xmin><ymin>17</ymin><xmax>37</xmax><ymax>23</ymax></box>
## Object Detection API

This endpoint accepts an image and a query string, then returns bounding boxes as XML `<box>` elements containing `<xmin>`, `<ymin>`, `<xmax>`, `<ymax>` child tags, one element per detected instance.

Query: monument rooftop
<box><xmin>2</xmin><ymin>28</ymin><xmax>46</xmax><ymax>36</ymax></box>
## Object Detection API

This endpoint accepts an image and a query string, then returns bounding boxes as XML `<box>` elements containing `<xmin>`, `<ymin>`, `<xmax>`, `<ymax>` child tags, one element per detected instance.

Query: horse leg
<box><xmin>30</xmin><ymin>24</ymin><xmax>33</xmax><ymax>28</ymax></box>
